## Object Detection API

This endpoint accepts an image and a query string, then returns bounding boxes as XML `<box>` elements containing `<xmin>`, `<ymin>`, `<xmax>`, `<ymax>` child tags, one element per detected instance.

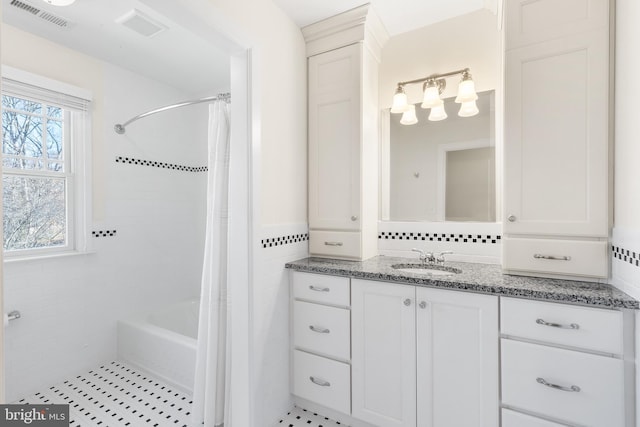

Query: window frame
<box><xmin>1</xmin><ymin>66</ymin><xmax>92</xmax><ymax>260</ymax></box>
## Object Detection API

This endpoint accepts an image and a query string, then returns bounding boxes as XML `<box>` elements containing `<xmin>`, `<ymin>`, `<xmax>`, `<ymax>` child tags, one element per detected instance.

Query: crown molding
<box><xmin>302</xmin><ymin>3</ymin><xmax>389</xmax><ymax>61</ymax></box>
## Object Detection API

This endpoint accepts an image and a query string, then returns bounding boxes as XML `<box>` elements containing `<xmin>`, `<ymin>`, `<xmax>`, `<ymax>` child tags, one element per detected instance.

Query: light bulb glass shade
<box><xmin>43</xmin><ymin>0</ymin><xmax>76</xmax><ymax>5</ymax></box>
<box><xmin>458</xmin><ymin>100</ymin><xmax>479</xmax><ymax>117</ymax></box>
<box><xmin>400</xmin><ymin>104</ymin><xmax>418</xmax><ymax>125</ymax></box>
<box><xmin>390</xmin><ymin>88</ymin><xmax>410</xmax><ymax>113</ymax></box>
<box><xmin>428</xmin><ymin>104</ymin><xmax>447</xmax><ymax>121</ymax></box>
<box><xmin>455</xmin><ymin>78</ymin><xmax>478</xmax><ymax>103</ymax></box>
<box><xmin>421</xmin><ymin>84</ymin><xmax>441</xmax><ymax>109</ymax></box>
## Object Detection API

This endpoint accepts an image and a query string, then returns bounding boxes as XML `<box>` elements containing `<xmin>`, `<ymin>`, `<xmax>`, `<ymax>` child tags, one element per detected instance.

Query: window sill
<box><xmin>3</xmin><ymin>250</ymin><xmax>97</xmax><ymax>264</ymax></box>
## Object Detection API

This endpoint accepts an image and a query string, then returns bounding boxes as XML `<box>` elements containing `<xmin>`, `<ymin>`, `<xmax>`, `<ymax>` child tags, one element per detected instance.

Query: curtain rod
<box><xmin>114</xmin><ymin>92</ymin><xmax>231</xmax><ymax>134</ymax></box>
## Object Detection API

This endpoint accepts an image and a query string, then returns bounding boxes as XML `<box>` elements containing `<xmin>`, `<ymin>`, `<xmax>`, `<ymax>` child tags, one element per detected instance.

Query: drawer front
<box><xmin>502</xmin><ymin>409</ymin><xmax>568</xmax><ymax>427</ymax></box>
<box><xmin>292</xmin><ymin>271</ymin><xmax>350</xmax><ymax>306</ymax></box>
<box><xmin>501</xmin><ymin>339</ymin><xmax>624</xmax><ymax>427</ymax></box>
<box><xmin>503</xmin><ymin>238</ymin><xmax>608</xmax><ymax>278</ymax></box>
<box><xmin>501</xmin><ymin>297</ymin><xmax>623</xmax><ymax>355</ymax></box>
<box><xmin>293</xmin><ymin>350</ymin><xmax>350</xmax><ymax>415</ymax></box>
<box><xmin>309</xmin><ymin>230</ymin><xmax>361</xmax><ymax>260</ymax></box>
<box><xmin>293</xmin><ymin>301</ymin><xmax>350</xmax><ymax>360</ymax></box>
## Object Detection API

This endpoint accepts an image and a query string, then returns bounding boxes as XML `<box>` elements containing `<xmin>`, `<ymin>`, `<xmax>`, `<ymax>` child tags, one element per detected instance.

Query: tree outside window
<box><xmin>2</xmin><ymin>94</ymin><xmax>68</xmax><ymax>252</ymax></box>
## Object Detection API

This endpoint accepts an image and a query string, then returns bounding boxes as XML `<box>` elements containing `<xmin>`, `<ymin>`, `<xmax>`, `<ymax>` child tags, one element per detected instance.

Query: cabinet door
<box><xmin>416</xmin><ymin>288</ymin><xmax>499</xmax><ymax>427</ymax></box>
<box><xmin>504</xmin><ymin>30</ymin><xmax>608</xmax><ymax>237</ymax></box>
<box><xmin>351</xmin><ymin>279</ymin><xmax>416</xmax><ymax>426</ymax></box>
<box><xmin>308</xmin><ymin>43</ymin><xmax>361</xmax><ymax>231</ymax></box>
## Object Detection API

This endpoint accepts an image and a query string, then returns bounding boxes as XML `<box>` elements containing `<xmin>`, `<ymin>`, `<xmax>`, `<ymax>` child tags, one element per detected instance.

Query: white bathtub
<box><xmin>117</xmin><ymin>299</ymin><xmax>199</xmax><ymax>393</ymax></box>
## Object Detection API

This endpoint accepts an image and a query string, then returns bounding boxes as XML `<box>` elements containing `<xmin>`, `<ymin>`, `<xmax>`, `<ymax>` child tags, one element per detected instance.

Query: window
<box><xmin>1</xmin><ymin>67</ymin><xmax>92</xmax><ymax>258</ymax></box>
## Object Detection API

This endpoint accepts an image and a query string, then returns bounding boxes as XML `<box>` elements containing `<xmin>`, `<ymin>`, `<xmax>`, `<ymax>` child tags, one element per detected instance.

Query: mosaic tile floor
<box><xmin>15</xmin><ymin>361</ymin><xmax>194</xmax><ymax>427</ymax></box>
<box><xmin>276</xmin><ymin>406</ymin><xmax>345</xmax><ymax>427</ymax></box>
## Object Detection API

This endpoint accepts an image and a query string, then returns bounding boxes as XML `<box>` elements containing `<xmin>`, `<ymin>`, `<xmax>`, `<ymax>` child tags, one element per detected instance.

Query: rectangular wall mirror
<box><xmin>380</xmin><ymin>90</ymin><xmax>497</xmax><ymax>222</ymax></box>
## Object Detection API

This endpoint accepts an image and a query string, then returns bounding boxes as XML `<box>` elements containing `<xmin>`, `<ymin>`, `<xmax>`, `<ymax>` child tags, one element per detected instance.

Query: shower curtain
<box><xmin>192</xmin><ymin>100</ymin><xmax>231</xmax><ymax>427</ymax></box>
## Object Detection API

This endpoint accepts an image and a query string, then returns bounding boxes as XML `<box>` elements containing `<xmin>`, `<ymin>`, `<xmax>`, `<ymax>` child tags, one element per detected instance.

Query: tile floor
<box><xmin>14</xmin><ymin>361</ymin><xmax>194</xmax><ymax>427</ymax></box>
<box><xmin>276</xmin><ymin>406</ymin><xmax>344</xmax><ymax>427</ymax></box>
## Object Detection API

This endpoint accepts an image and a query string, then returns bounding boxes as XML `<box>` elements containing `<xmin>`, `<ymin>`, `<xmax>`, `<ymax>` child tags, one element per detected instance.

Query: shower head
<box><xmin>114</xmin><ymin>124</ymin><xmax>126</xmax><ymax>134</ymax></box>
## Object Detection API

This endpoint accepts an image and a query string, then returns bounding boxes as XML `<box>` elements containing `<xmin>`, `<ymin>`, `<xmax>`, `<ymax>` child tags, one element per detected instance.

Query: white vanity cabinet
<box><xmin>500</xmin><ymin>297</ymin><xmax>632</xmax><ymax>427</ymax></box>
<box><xmin>503</xmin><ymin>0</ymin><xmax>610</xmax><ymax>278</ymax></box>
<box><xmin>304</xmin><ymin>5</ymin><xmax>386</xmax><ymax>261</ymax></box>
<box><xmin>350</xmin><ymin>279</ymin><xmax>500</xmax><ymax>427</ymax></box>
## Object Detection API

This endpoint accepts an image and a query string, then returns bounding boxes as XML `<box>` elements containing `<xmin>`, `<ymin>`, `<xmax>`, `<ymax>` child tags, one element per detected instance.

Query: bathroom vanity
<box><xmin>286</xmin><ymin>257</ymin><xmax>637</xmax><ymax>427</ymax></box>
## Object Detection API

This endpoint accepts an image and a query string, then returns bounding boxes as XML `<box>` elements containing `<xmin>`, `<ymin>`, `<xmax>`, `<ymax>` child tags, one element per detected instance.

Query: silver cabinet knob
<box><xmin>403</xmin><ymin>298</ymin><xmax>411</xmax><ymax>306</ymax></box>
<box><xmin>507</xmin><ymin>214</ymin><xmax>516</xmax><ymax>222</ymax></box>
<box><xmin>351</xmin><ymin>215</ymin><xmax>358</xmax><ymax>221</ymax></box>
<box><xmin>419</xmin><ymin>301</ymin><xmax>427</xmax><ymax>309</ymax></box>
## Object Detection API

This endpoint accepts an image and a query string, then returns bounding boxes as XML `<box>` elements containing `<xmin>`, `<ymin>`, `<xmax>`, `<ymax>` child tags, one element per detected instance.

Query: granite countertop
<box><xmin>285</xmin><ymin>256</ymin><xmax>639</xmax><ymax>309</ymax></box>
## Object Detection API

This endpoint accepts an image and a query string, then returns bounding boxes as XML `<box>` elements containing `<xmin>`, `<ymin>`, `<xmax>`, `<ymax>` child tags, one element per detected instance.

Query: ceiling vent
<box><xmin>9</xmin><ymin>0</ymin><xmax>74</xmax><ymax>29</ymax></box>
<box><xmin>115</xmin><ymin>9</ymin><xmax>167</xmax><ymax>38</ymax></box>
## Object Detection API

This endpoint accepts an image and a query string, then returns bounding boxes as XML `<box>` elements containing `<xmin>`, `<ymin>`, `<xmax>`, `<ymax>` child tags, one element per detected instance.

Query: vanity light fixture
<box><xmin>42</xmin><ymin>0</ymin><xmax>76</xmax><ymax>5</ymax></box>
<box><xmin>392</xmin><ymin>68</ymin><xmax>479</xmax><ymax>124</ymax></box>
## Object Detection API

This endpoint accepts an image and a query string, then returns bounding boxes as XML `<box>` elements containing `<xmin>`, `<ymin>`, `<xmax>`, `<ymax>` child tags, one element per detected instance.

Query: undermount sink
<box><xmin>391</xmin><ymin>263</ymin><xmax>462</xmax><ymax>276</ymax></box>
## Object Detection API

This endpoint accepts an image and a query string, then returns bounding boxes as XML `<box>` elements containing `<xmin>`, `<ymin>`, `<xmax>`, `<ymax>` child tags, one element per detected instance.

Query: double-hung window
<box><xmin>1</xmin><ymin>67</ymin><xmax>92</xmax><ymax>258</ymax></box>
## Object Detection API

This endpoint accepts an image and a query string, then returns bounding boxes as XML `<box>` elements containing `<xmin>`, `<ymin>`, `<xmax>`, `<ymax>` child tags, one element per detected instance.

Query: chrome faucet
<box><xmin>411</xmin><ymin>248</ymin><xmax>435</xmax><ymax>264</ymax></box>
<box><xmin>435</xmin><ymin>251</ymin><xmax>453</xmax><ymax>265</ymax></box>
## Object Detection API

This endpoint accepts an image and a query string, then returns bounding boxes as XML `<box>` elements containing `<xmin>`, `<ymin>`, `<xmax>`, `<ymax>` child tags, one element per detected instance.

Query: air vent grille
<box><xmin>9</xmin><ymin>0</ymin><xmax>74</xmax><ymax>29</ymax></box>
<box><xmin>38</xmin><ymin>11</ymin><xmax>71</xmax><ymax>27</ymax></box>
<box><xmin>10</xmin><ymin>0</ymin><xmax>40</xmax><ymax>15</ymax></box>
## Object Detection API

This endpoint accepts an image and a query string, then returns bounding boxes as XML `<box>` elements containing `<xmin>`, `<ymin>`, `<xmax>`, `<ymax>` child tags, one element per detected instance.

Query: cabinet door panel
<box><xmin>351</xmin><ymin>279</ymin><xmax>416</xmax><ymax>426</ymax></box>
<box><xmin>416</xmin><ymin>288</ymin><xmax>499</xmax><ymax>427</ymax></box>
<box><xmin>504</xmin><ymin>30</ymin><xmax>608</xmax><ymax>237</ymax></box>
<box><xmin>309</xmin><ymin>44</ymin><xmax>361</xmax><ymax>231</ymax></box>
<box><xmin>505</xmin><ymin>0</ymin><xmax>608</xmax><ymax>50</ymax></box>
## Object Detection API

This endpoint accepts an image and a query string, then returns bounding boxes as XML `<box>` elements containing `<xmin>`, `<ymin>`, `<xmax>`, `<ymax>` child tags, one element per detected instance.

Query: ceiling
<box><xmin>271</xmin><ymin>0</ymin><xmax>487</xmax><ymax>36</ymax></box>
<box><xmin>1</xmin><ymin>0</ymin><xmax>231</xmax><ymax>95</ymax></box>
<box><xmin>2</xmin><ymin>0</ymin><xmax>490</xmax><ymax>95</ymax></box>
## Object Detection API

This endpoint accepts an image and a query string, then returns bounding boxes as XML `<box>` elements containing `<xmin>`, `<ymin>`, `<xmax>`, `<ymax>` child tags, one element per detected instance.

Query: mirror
<box><xmin>380</xmin><ymin>90</ymin><xmax>496</xmax><ymax>222</ymax></box>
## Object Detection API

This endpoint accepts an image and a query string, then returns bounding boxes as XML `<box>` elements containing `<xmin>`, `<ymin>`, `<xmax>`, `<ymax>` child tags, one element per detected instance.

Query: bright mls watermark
<box><xmin>0</xmin><ymin>405</ymin><xmax>68</xmax><ymax>426</ymax></box>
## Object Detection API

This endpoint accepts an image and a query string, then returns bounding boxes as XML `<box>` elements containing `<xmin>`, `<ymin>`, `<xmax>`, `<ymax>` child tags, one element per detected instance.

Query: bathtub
<box><xmin>117</xmin><ymin>299</ymin><xmax>199</xmax><ymax>393</ymax></box>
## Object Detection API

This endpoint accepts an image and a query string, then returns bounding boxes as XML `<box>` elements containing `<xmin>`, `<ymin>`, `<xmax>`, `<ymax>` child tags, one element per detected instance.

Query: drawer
<box><xmin>292</xmin><ymin>271</ymin><xmax>350</xmax><ymax>306</ymax></box>
<box><xmin>502</xmin><ymin>409</ymin><xmax>568</xmax><ymax>427</ymax></box>
<box><xmin>293</xmin><ymin>301</ymin><xmax>350</xmax><ymax>360</ymax></box>
<box><xmin>503</xmin><ymin>237</ymin><xmax>608</xmax><ymax>278</ymax></box>
<box><xmin>501</xmin><ymin>297</ymin><xmax>623</xmax><ymax>355</ymax></box>
<box><xmin>309</xmin><ymin>230</ymin><xmax>361</xmax><ymax>259</ymax></box>
<box><xmin>501</xmin><ymin>339</ymin><xmax>624</xmax><ymax>427</ymax></box>
<box><xmin>293</xmin><ymin>350</ymin><xmax>350</xmax><ymax>415</ymax></box>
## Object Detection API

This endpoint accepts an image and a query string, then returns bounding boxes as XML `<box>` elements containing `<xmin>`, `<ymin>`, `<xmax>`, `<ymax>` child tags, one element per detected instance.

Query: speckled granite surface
<box><xmin>285</xmin><ymin>256</ymin><xmax>639</xmax><ymax>309</ymax></box>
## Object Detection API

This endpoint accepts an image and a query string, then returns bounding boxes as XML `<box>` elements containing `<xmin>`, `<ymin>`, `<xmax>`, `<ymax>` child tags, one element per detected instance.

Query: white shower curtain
<box><xmin>192</xmin><ymin>100</ymin><xmax>231</xmax><ymax>427</ymax></box>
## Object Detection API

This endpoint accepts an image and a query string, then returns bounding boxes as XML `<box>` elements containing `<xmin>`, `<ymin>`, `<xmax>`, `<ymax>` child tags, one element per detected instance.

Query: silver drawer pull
<box><xmin>537</xmin><ymin>377</ymin><xmax>580</xmax><ymax>392</ymax></box>
<box><xmin>533</xmin><ymin>254</ymin><xmax>571</xmax><ymax>261</ymax></box>
<box><xmin>309</xmin><ymin>285</ymin><xmax>330</xmax><ymax>292</ymax></box>
<box><xmin>309</xmin><ymin>376</ymin><xmax>330</xmax><ymax>387</ymax></box>
<box><xmin>536</xmin><ymin>318</ymin><xmax>580</xmax><ymax>329</ymax></box>
<box><xmin>309</xmin><ymin>325</ymin><xmax>330</xmax><ymax>334</ymax></box>
<box><xmin>324</xmin><ymin>241</ymin><xmax>343</xmax><ymax>246</ymax></box>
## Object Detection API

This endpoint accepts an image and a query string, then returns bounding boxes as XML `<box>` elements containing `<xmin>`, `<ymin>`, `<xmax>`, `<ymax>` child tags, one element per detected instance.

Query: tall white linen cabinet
<box><xmin>304</xmin><ymin>5</ymin><xmax>388</xmax><ymax>261</ymax></box>
<box><xmin>502</xmin><ymin>0</ymin><xmax>611</xmax><ymax>279</ymax></box>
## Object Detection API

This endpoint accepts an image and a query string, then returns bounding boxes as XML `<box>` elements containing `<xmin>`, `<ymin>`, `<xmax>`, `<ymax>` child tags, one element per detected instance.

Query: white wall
<box><xmin>201</xmin><ymin>1</ymin><xmax>308</xmax><ymax>424</ymax></box>
<box><xmin>2</xmin><ymin>24</ymin><xmax>209</xmax><ymax>402</ymax></box>
<box><xmin>612</xmin><ymin>0</ymin><xmax>640</xmax><ymax>297</ymax></box>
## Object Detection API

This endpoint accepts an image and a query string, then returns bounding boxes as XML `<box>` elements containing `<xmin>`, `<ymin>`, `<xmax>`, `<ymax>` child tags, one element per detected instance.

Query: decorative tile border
<box><xmin>261</xmin><ymin>233</ymin><xmax>309</xmax><ymax>249</ymax></box>
<box><xmin>379</xmin><ymin>231</ymin><xmax>501</xmax><ymax>244</ymax></box>
<box><xmin>92</xmin><ymin>230</ymin><xmax>117</xmax><ymax>238</ymax></box>
<box><xmin>115</xmin><ymin>156</ymin><xmax>207</xmax><ymax>172</ymax></box>
<box><xmin>612</xmin><ymin>245</ymin><xmax>640</xmax><ymax>267</ymax></box>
